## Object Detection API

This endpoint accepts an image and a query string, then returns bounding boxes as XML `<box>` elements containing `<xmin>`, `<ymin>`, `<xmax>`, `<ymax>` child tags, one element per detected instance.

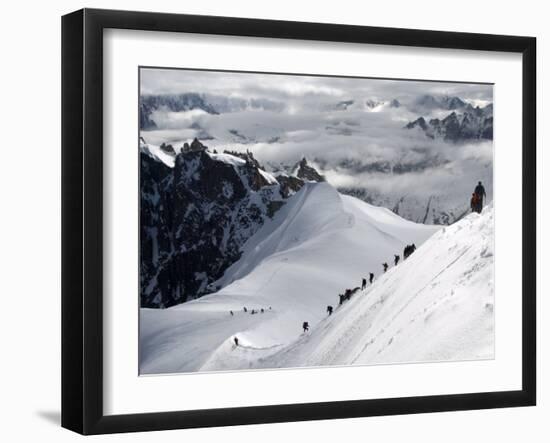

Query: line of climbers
<box><xmin>230</xmin><ymin>306</ymin><xmax>272</xmax><ymax>317</ymax></box>
<box><xmin>234</xmin><ymin>241</ymin><xmax>420</xmax><ymax>346</ymax></box>
<box><xmin>324</xmin><ymin>242</ymin><xmax>418</xmax><ymax>324</ymax></box>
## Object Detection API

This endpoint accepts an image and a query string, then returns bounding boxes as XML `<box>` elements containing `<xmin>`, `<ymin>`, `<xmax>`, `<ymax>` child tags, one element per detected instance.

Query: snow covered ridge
<box><xmin>139</xmin><ymin>183</ymin><xmax>448</xmax><ymax>374</ymax></box>
<box><xmin>140</xmin><ymin>138</ymin><xmax>325</xmax><ymax>308</ymax></box>
<box><xmin>140</xmin><ymin>136</ymin><xmax>176</xmax><ymax>167</ymax></box>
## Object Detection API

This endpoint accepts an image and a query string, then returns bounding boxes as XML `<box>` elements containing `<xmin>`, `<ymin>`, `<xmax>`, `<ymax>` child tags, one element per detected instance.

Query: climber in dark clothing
<box><xmin>362</xmin><ymin>278</ymin><xmax>367</xmax><ymax>290</ymax></box>
<box><xmin>339</xmin><ymin>294</ymin><xmax>344</xmax><ymax>305</ymax></box>
<box><xmin>474</xmin><ymin>181</ymin><xmax>487</xmax><ymax>209</ymax></box>
<box><xmin>394</xmin><ymin>254</ymin><xmax>400</xmax><ymax>266</ymax></box>
<box><xmin>383</xmin><ymin>262</ymin><xmax>388</xmax><ymax>273</ymax></box>
<box><xmin>327</xmin><ymin>305</ymin><xmax>333</xmax><ymax>316</ymax></box>
<box><xmin>302</xmin><ymin>322</ymin><xmax>310</xmax><ymax>333</ymax></box>
<box><xmin>243</xmin><ymin>307</ymin><xmax>247</xmax><ymax>313</ymax></box>
<box><xmin>230</xmin><ymin>310</ymin><xmax>234</xmax><ymax>316</ymax></box>
<box><xmin>470</xmin><ymin>192</ymin><xmax>481</xmax><ymax>213</ymax></box>
<box><xmin>369</xmin><ymin>272</ymin><xmax>374</xmax><ymax>284</ymax></box>
<box><xmin>234</xmin><ymin>336</ymin><xmax>239</xmax><ymax>346</ymax></box>
<box><xmin>345</xmin><ymin>289</ymin><xmax>352</xmax><ymax>301</ymax></box>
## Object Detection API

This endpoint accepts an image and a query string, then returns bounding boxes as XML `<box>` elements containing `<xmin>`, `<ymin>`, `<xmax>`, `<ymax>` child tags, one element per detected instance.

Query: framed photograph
<box><xmin>62</xmin><ymin>8</ymin><xmax>536</xmax><ymax>435</ymax></box>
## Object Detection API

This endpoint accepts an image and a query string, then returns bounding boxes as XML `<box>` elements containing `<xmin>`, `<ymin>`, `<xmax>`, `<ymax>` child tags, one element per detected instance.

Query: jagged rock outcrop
<box><xmin>159</xmin><ymin>143</ymin><xmax>176</xmax><ymax>154</ymax></box>
<box><xmin>223</xmin><ymin>150</ymin><xmax>262</xmax><ymax>169</ymax></box>
<box><xmin>275</xmin><ymin>175</ymin><xmax>305</xmax><ymax>198</ymax></box>
<box><xmin>294</xmin><ymin>158</ymin><xmax>325</xmax><ymax>182</ymax></box>
<box><xmin>412</xmin><ymin>95</ymin><xmax>468</xmax><ymax>112</ymax></box>
<box><xmin>405</xmin><ymin>103</ymin><xmax>493</xmax><ymax>142</ymax></box>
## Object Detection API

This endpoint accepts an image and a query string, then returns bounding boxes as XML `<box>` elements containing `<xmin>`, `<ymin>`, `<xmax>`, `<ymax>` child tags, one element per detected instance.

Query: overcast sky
<box><xmin>141</xmin><ymin>68</ymin><xmax>493</xmax><ymax>108</ymax></box>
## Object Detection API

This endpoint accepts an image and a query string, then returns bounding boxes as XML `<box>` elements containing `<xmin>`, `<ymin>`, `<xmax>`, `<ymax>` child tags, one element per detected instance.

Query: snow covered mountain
<box><xmin>139</xmin><ymin>181</ymin><xmax>440</xmax><ymax>374</ymax></box>
<box><xmin>405</xmin><ymin>103</ymin><xmax>493</xmax><ymax>142</ymax></box>
<box><xmin>247</xmin><ymin>204</ymin><xmax>495</xmax><ymax>369</ymax></box>
<box><xmin>409</xmin><ymin>94</ymin><xmax>482</xmax><ymax>114</ymax></box>
<box><xmin>140</xmin><ymin>138</ymin><xmax>324</xmax><ymax>308</ymax></box>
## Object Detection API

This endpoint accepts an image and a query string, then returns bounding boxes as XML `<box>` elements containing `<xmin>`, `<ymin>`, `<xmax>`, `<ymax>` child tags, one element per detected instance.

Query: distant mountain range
<box><xmin>412</xmin><ymin>94</ymin><xmax>471</xmax><ymax>112</ymax></box>
<box><xmin>140</xmin><ymin>93</ymin><xmax>284</xmax><ymax>130</ymax></box>
<box><xmin>405</xmin><ymin>102</ymin><xmax>493</xmax><ymax>142</ymax></box>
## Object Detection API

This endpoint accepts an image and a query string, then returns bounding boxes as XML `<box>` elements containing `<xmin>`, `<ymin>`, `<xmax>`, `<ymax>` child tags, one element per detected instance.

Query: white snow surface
<box><xmin>140</xmin><ymin>141</ymin><xmax>176</xmax><ymax>167</ymax></box>
<box><xmin>205</xmin><ymin>151</ymin><xmax>246</xmax><ymax>167</ymax></box>
<box><xmin>140</xmin><ymin>183</ymin><xmax>493</xmax><ymax>374</ymax></box>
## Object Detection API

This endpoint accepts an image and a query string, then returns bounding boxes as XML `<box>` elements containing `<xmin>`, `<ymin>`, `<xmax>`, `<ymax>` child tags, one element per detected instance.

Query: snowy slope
<box><xmin>140</xmin><ymin>182</ymin><xmax>438</xmax><ymax>374</ymax></box>
<box><xmin>217</xmin><ymin>203</ymin><xmax>495</xmax><ymax>370</ymax></box>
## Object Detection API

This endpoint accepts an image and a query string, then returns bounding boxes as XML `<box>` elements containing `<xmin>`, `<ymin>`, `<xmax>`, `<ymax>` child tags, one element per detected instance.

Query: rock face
<box><xmin>389</xmin><ymin>99</ymin><xmax>401</xmax><ymax>108</ymax></box>
<box><xmin>159</xmin><ymin>143</ymin><xmax>176</xmax><ymax>154</ymax></box>
<box><xmin>412</xmin><ymin>95</ymin><xmax>468</xmax><ymax>112</ymax></box>
<box><xmin>294</xmin><ymin>158</ymin><xmax>326</xmax><ymax>182</ymax></box>
<box><xmin>405</xmin><ymin>103</ymin><xmax>493</xmax><ymax>142</ymax></box>
<box><xmin>140</xmin><ymin>138</ymin><xmax>324</xmax><ymax>308</ymax></box>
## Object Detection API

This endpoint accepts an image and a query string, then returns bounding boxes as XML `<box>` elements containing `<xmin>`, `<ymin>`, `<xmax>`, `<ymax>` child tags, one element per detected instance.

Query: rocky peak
<box><xmin>275</xmin><ymin>175</ymin><xmax>305</xmax><ymax>198</ymax></box>
<box><xmin>443</xmin><ymin>111</ymin><xmax>458</xmax><ymax>123</ymax></box>
<box><xmin>182</xmin><ymin>137</ymin><xmax>207</xmax><ymax>153</ymax></box>
<box><xmin>294</xmin><ymin>157</ymin><xmax>325</xmax><ymax>182</ymax></box>
<box><xmin>446</xmin><ymin>96</ymin><xmax>466</xmax><ymax>110</ymax></box>
<box><xmin>389</xmin><ymin>99</ymin><xmax>401</xmax><ymax>108</ymax></box>
<box><xmin>159</xmin><ymin>142</ymin><xmax>176</xmax><ymax>154</ymax></box>
<box><xmin>405</xmin><ymin>105</ymin><xmax>493</xmax><ymax>142</ymax></box>
<box><xmin>405</xmin><ymin>116</ymin><xmax>428</xmax><ymax>131</ymax></box>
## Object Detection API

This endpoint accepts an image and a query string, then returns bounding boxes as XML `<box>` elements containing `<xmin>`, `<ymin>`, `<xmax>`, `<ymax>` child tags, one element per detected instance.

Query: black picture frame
<box><xmin>61</xmin><ymin>8</ymin><xmax>536</xmax><ymax>435</ymax></box>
